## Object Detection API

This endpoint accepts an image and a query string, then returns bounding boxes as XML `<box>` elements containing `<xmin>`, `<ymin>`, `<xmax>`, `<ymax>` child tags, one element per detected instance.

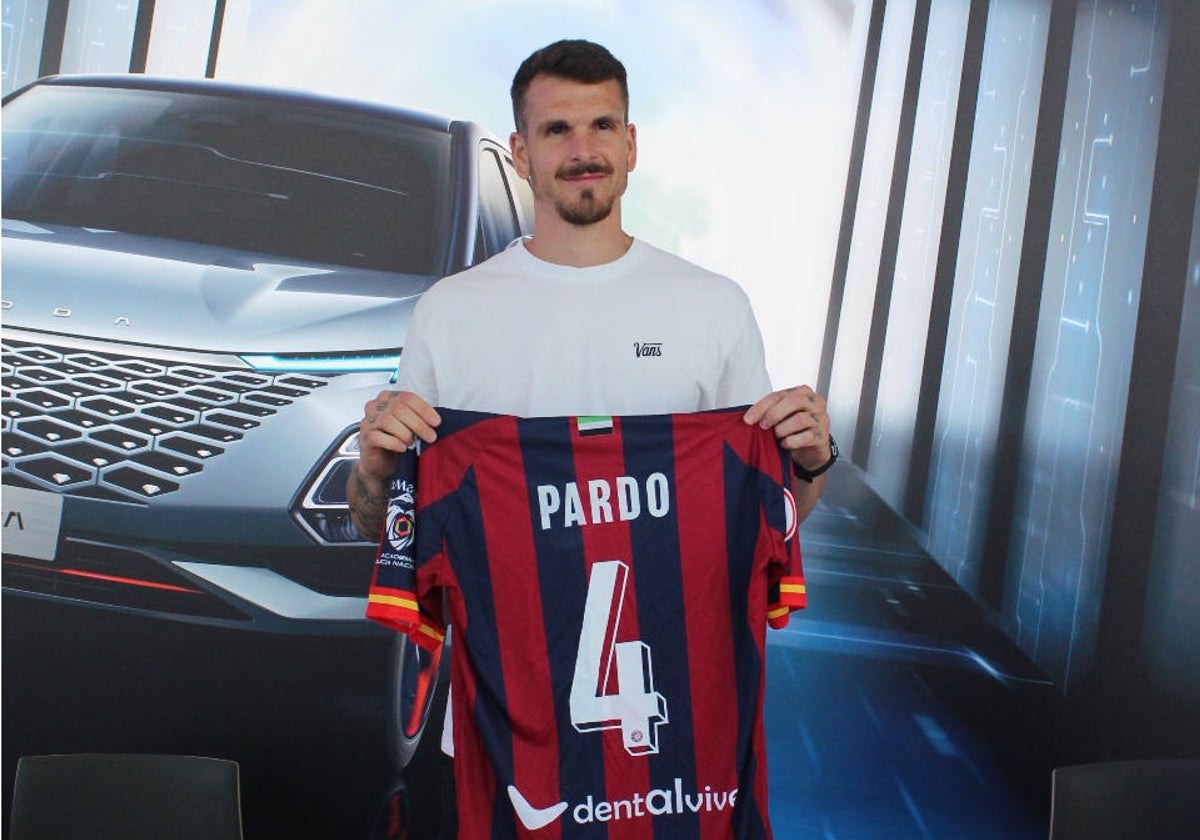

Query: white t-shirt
<box><xmin>392</xmin><ymin>237</ymin><xmax>775</xmax><ymax>756</ymax></box>
<box><xmin>394</xmin><ymin>238</ymin><xmax>772</xmax><ymax>414</ymax></box>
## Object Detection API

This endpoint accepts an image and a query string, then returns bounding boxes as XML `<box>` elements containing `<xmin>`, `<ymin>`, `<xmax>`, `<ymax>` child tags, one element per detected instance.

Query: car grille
<box><xmin>1</xmin><ymin>336</ymin><xmax>331</xmax><ymax>502</ymax></box>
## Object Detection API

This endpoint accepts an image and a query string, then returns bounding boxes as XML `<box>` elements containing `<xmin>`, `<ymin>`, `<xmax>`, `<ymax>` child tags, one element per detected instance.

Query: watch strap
<box><xmin>792</xmin><ymin>435</ymin><xmax>838</xmax><ymax>483</ymax></box>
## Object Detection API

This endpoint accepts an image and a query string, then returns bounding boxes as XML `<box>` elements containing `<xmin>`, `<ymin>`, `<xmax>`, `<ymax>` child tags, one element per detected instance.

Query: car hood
<box><xmin>0</xmin><ymin>221</ymin><xmax>437</xmax><ymax>353</ymax></box>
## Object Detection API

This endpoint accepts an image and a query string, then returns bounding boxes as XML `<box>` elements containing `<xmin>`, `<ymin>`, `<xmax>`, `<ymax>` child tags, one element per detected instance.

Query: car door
<box><xmin>475</xmin><ymin>144</ymin><xmax>530</xmax><ymax>259</ymax></box>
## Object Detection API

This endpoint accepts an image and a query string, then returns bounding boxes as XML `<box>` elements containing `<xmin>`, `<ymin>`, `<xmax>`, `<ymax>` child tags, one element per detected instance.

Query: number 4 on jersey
<box><xmin>570</xmin><ymin>559</ymin><xmax>668</xmax><ymax>755</ymax></box>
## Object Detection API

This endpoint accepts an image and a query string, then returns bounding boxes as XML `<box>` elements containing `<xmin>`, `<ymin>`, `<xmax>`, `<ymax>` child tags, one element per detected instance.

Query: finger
<box><xmin>385</xmin><ymin>396</ymin><xmax>440</xmax><ymax>445</ymax></box>
<box><xmin>748</xmin><ymin>386</ymin><xmax>819</xmax><ymax>430</ymax></box>
<box><xmin>364</xmin><ymin>392</ymin><xmax>440</xmax><ymax>442</ymax></box>
<box><xmin>743</xmin><ymin>387</ymin><xmax>797</xmax><ymax>425</ymax></box>
<box><xmin>360</xmin><ymin>423</ymin><xmax>417</xmax><ymax>453</ymax></box>
<box><xmin>768</xmin><ymin>408</ymin><xmax>824</xmax><ymax>441</ymax></box>
<box><xmin>391</xmin><ymin>391</ymin><xmax>441</xmax><ymax>430</ymax></box>
<box><xmin>778</xmin><ymin>425</ymin><xmax>829</xmax><ymax>453</ymax></box>
<box><xmin>742</xmin><ymin>395</ymin><xmax>775</xmax><ymax>426</ymax></box>
<box><xmin>360</xmin><ymin>402</ymin><xmax>421</xmax><ymax>449</ymax></box>
<box><xmin>366</xmin><ymin>390</ymin><xmax>396</xmax><ymax>418</ymax></box>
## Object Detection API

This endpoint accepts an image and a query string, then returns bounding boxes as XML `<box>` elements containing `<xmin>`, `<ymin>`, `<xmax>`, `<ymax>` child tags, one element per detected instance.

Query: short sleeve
<box><xmin>764</xmin><ymin>441</ymin><xmax>807</xmax><ymax>628</ymax></box>
<box><xmin>366</xmin><ymin>448</ymin><xmax>446</xmax><ymax>651</ymax></box>
<box><xmin>392</xmin><ymin>292</ymin><xmax>440</xmax><ymax>402</ymax></box>
<box><xmin>715</xmin><ymin>300</ymin><xmax>773</xmax><ymax>407</ymax></box>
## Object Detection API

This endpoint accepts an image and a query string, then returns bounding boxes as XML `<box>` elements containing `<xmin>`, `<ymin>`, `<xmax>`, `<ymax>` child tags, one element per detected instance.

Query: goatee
<box><xmin>551</xmin><ymin>161</ymin><xmax>618</xmax><ymax>226</ymax></box>
<box><xmin>556</xmin><ymin>189</ymin><xmax>616</xmax><ymax>226</ymax></box>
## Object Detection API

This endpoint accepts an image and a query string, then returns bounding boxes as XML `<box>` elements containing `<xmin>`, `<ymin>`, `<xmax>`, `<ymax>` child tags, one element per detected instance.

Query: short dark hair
<box><xmin>511</xmin><ymin>39</ymin><xmax>629</xmax><ymax>133</ymax></box>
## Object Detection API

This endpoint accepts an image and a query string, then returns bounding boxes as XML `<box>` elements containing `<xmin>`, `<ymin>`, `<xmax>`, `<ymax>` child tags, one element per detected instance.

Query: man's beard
<box><xmin>551</xmin><ymin>161</ymin><xmax>618</xmax><ymax>226</ymax></box>
<box><xmin>556</xmin><ymin>188</ymin><xmax>616</xmax><ymax>226</ymax></box>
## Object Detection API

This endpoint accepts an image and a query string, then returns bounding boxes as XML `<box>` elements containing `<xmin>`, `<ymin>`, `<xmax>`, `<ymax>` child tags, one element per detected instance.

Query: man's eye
<box><xmin>547</xmin><ymin>124</ymin><xmax>568</xmax><ymax>135</ymax></box>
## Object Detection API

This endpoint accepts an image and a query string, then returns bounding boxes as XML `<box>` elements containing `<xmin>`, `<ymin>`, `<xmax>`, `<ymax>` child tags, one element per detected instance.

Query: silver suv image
<box><xmin>1</xmin><ymin>74</ymin><xmax>533</xmax><ymax>773</ymax></box>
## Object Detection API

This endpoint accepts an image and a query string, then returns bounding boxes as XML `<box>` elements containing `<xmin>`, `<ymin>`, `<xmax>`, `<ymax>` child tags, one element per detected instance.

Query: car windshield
<box><xmin>1</xmin><ymin>84</ymin><xmax>453</xmax><ymax>275</ymax></box>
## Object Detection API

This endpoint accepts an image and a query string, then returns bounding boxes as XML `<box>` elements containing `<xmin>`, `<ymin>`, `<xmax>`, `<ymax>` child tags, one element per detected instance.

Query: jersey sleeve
<box><xmin>764</xmin><ymin>442</ymin><xmax>807</xmax><ymax>628</ymax></box>
<box><xmin>366</xmin><ymin>448</ymin><xmax>447</xmax><ymax>651</ymax></box>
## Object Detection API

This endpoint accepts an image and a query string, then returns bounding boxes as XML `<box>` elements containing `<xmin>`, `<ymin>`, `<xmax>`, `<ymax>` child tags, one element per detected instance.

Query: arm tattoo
<box><xmin>348</xmin><ymin>465</ymin><xmax>387</xmax><ymax>539</ymax></box>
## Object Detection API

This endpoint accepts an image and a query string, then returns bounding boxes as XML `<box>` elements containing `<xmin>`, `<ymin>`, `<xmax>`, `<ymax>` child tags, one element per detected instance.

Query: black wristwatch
<box><xmin>793</xmin><ymin>436</ymin><xmax>838</xmax><ymax>483</ymax></box>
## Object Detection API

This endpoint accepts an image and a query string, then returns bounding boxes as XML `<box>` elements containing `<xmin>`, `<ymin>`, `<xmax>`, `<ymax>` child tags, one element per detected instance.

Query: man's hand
<box><xmin>744</xmin><ymin>385</ymin><xmax>832</xmax><ymax>524</ymax></box>
<box><xmin>347</xmin><ymin>390</ymin><xmax>441</xmax><ymax>538</ymax></box>
<box><xmin>744</xmin><ymin>385</ymin><xmax>832</xmax><ymax>469</ymax></box>
<box><xmin>356</xmin><ymin>390</ymin><xmax>441</xmax><ymax>481</ymax></box>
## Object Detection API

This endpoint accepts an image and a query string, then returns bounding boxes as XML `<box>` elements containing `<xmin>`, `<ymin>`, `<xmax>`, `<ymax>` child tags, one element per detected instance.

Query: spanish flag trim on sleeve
<box><xmin>778</xmin><ymin>578</ymin><xmax>807</xmax><ymax>608</ymax></box>
<box><xmin>366</xmin><ymin>586</ymin><xmax>420</xmax><ymax>634</ymax></box>
<box><xmin>767</xmin><ymin>576</ymin><xmax>808</xmax><ymax>629</ymax></box>
<box><xmin>412</xmin><ymin>618</ymin><xmax>446</xmax><ymax>652</ymax></box>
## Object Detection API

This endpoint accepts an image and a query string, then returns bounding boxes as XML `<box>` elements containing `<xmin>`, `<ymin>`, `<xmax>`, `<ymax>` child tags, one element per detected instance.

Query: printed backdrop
<box><xmin>3</xmin><ymin>1</ymin><xmax>1198</xmax><ymax>838</ymax></box>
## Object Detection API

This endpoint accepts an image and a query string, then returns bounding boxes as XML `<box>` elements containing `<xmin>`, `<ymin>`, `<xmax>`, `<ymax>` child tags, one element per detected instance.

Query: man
<box><xmin>349</xmin><ymin>38</ymin><xmax>834</xmax><ymax>538</ymax></box>
<box><xmin>352</xmin><ymin>39</ymin><xmax>835</xmax><ymax>837</ymax></box>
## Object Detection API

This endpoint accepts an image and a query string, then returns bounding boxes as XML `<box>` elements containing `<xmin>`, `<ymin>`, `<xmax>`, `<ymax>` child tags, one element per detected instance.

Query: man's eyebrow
<box><xmin>537</xmin><ymin>118</ymin><xmax>571</xmax><ymax>134</ymax></box>
<box><xmin>534</xmin><ymin>114</ymin><xmax>624</xmax><ymax>134</ymax></box>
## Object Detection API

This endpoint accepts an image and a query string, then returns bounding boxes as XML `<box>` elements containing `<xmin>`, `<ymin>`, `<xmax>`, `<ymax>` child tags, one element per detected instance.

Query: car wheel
<box><xmin>387</xmin><ymin>632</ymin><xmax>445</xmax><ymax>770</ymax></box>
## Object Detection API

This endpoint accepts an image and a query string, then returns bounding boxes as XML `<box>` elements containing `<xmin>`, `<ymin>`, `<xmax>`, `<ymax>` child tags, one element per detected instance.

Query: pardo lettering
<box><xmin>537</xmin><ymin>473</ymin><xmax>669</xmax><ymax>530</ymax></box>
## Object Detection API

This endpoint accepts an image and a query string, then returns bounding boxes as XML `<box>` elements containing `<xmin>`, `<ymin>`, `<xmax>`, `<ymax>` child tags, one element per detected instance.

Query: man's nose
<box><xmin>568</xmin><ymin>130</ymin><xmax>599</xmax><ymax>160</ymax></box>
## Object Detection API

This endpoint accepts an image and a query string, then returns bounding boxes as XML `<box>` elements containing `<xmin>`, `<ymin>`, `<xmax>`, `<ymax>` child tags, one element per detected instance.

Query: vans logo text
<box><xmin>634</xmin><ymin>342</ymin><xmax>662</xmax><ymax>358</ymax></box>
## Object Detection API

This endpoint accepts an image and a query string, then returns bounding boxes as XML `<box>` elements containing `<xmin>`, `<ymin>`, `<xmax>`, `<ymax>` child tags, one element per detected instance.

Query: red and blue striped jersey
<box><xmin>367</xmin><ymin>408</ymin><xmax>806</xmax><ymax>839</ymax></box>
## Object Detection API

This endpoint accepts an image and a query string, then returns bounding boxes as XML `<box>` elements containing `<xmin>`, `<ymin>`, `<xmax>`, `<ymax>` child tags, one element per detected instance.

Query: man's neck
<box><xmin>524</xmin><ymin>213</ymin><xmax>634</xmax><ymax>267</ymax></box>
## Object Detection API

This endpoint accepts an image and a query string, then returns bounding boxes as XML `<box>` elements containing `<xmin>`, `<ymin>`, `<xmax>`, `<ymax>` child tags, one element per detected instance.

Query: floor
<box><xmin>763</xmin><ymin>466</ymin><xmax>1053</xmax><ymax>839</ymax></box>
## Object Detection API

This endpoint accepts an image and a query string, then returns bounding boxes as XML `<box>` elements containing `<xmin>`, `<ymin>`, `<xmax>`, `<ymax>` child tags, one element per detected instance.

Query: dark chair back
<box><xmin>9</xmin><ymin>753</ymin><xmax>243</xmax><ymax>840</ymax></box>
<box><xmin>1049</xmin><ymin>759</ymin><xmax>1200</xmax><ymax>840</ymax></box>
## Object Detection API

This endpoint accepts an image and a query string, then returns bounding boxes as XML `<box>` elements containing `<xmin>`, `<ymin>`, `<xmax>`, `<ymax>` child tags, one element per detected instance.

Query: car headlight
<box><xmin>292</xmin><ymin>430</ymin><xmax>371</xmax><ymax>545</ymax></box>
<box><xmin>241</xmin><ymin>351</ymin><xmax>402</xmax><ymax>377</ymax></box>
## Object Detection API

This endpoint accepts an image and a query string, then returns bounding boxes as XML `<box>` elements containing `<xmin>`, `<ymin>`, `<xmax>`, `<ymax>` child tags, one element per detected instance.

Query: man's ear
<box><xmin>510</xmin><ymin>131</ymin><xmax>530</xmax><ymax>179</ymax></box>
<box><xmin>626</xmin><ymin>123</ymin><xmax>638</xmax><ymax>173</ymax></box>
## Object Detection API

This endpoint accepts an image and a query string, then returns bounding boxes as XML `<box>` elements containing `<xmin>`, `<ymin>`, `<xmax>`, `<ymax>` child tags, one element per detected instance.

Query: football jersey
<box><xmin>367</xmin><ymin>407</ymin><xmax>806</xmax><ymax>839</ymax></box>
